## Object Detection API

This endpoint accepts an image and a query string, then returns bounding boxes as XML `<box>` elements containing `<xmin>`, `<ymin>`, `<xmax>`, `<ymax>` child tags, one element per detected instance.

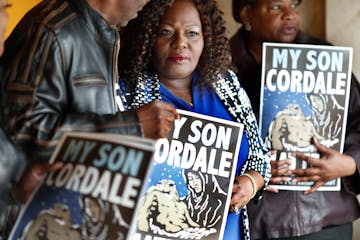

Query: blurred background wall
<box><xmin>326</xmin><ymin>0</ymin><xmax>360</xmax><ymax>83</ymax></box>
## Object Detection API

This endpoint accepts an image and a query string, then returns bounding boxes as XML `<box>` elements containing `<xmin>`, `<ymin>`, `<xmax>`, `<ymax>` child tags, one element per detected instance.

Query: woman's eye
<box><xmin>158</xmin><ymin>29</ymin><xmax>172</xmax><ymax>36</ymax></box>
<box><xmin>188</xmin><ymin>31</ymin><xmax>200</xmax><ymax>37</ymax></box>
<box><xmin>291</xmin><ymin>2</ymin><xmax>300</xmax><ymax>9</ymax></box>
<box><xmin>271</xmin><ymin>5</ymin><xmax>281</xmax><ymax>11</ymax></box>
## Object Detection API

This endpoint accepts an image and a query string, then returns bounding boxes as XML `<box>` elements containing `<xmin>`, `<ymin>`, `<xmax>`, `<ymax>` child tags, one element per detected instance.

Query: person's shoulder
<box><xmin>226</xmin><ymin>69</ymin><xmax>238</xmax><ymax>81</ymax></box>
<box><xmin>219</xmin><ymin>69</ymin><xmax>241</xmax><ymax>90</ymax></box>
<box><xmin>16</xmin><ymin>0</ymin><xmax>82</xmax><ymax>34</ymax></box>
<box><xmin>229</xmin><ymin>28</ymin><xmax>247</xmax><ymax>62</ymax></box>
<box><xmin>229</xmin><ymin>28</ymin><xmax>244</xmax><ymax>47</ymax></box>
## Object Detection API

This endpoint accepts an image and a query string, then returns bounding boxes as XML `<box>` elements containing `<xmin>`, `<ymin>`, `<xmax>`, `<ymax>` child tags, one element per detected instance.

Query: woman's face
<box><xmin>0</xmin><ymin>0</ymin><xmax>9</xmax><ymax>56</ymax></box>
<box><xmin>153</xmin><ymin>0</ymin><xmax>204</xmax><ymax>82</ymax></box>
<box><xmin>248</xmin><ymin>0</ymin><xmax>301</xmax><ymax>43</ymax></box>
<box><xmin>187</xmin><ymin>172</ymin><xmax>202</xmax><ymax>193</ymax></box>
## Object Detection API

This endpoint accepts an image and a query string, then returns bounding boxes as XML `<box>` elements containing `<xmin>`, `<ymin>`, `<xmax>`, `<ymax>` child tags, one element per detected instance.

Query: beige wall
<box><xmin>326</xmin><ymin>0</ymin><xmax>360</xmax><ymax>79</ymax></box>
<box><xmin>327</xmin><ymin>5</ymin><xmax>360</xmax><ymax>239</ymax></box>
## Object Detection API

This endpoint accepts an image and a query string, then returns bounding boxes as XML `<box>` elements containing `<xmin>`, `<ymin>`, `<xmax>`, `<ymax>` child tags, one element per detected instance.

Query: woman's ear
<box><xmin>239</xmin><ymin>5</ymin><xmax>253</xmax><ymax>28</ymax></box>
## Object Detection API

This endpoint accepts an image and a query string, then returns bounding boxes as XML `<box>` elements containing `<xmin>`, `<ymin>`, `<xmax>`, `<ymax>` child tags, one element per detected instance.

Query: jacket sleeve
<box><xmin>342</xmin><ymin>75</ymin><xmax>360</xmax><ymax>195</ymax></box>
<box><xmin>0</xmin><ymin>129</ymin><xmax>27</xmax><ymax>211</ymax></box>
<box><xmin>2</xmin><ymin>24</ymin><xmax>142</xmax><ymax>163</ymax></box>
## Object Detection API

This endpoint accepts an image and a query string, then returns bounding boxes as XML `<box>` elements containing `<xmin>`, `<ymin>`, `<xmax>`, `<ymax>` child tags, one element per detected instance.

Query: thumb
<box><xmin>33</xmin><ymin>162</ymin><xmax>63</xmax><ymax>176</ymax></box>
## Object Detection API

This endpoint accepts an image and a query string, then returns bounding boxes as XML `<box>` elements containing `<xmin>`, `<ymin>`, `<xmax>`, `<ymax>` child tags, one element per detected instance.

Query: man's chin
<box><xmin>118</xmin><ymin>20</ymin><xmax>129</xmax><ymax>28</ymax></box>
<box><xmin>119</xmin><ymin>13</ymin><xmax>139</xmax><ymax>27</ymax></box>
<box><xmin>279</xmin><ymin>35</ymin><xmax>297</xmax><ymax>43</ymax></box>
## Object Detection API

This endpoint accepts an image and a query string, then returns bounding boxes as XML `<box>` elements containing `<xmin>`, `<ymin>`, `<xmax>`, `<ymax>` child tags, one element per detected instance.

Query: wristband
<box><xmin>243</xmin><ymin>172</ymin><xmax>257</xmax><ymax>199</ymax></box>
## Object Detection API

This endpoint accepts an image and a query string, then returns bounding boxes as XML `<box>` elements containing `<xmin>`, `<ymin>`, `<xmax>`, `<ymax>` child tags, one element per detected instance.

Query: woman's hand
<box><xmin>11</xmin><ymin>162</ymin><xmax>63</xmax><ymax>204</ymax></box>
<box><xmin>292</xmin><ymin>137</ymin><xmax>356</xmax><ymax>194</ymax></box>
<box><xmin>137</xmin><ymin>101</ymin><xmax>180</xmax><ymax>139</ymax></box>
<box><xmin>230</xmin><ymin>171</ymin><xmax>265</xmax><ymax>213</ymax></box>
<box><xmin>266</xmin><ymin>150</ymin><xmax>293</xmax><ymax>193</ymax></box>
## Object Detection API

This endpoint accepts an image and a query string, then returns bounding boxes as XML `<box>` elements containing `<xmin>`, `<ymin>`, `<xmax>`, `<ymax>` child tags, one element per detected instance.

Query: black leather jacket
<box><xmin>1</xmin><ymin>0</ymin><xmax>141</xmax><ymax>163</ymax></box>
<box><xmin>230</xmin><ymin>28</ymin><xmax>360</xmax><ymax>238</ymax></box>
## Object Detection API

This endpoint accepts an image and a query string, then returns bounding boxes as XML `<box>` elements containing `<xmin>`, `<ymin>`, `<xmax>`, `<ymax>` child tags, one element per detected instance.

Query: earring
<box><xmin>245</xmin><ymin>24</ymin><xmax>251</xmax><ymax>31</ymax></box>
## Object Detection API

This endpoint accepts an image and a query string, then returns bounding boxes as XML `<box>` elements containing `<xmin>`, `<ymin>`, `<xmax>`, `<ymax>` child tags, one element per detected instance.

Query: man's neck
<box><xmin>86</xmin><ymin>0</ymin><xmax>113</xmax><ymax>25</ymax></box>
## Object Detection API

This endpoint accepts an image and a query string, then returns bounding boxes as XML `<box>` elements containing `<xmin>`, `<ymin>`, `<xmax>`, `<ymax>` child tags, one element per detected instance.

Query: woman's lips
<box><xmin>169</xmin><ymin>55</ymin><xmax>189</xmax><ymax>63</ymax></box>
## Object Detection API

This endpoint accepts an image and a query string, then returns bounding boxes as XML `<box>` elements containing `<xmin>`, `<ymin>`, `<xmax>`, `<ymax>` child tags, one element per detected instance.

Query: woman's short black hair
<box><xmin>232</xmin><ymin>0</ymin><xmax>255</xmax><ymax>23</ymax></box>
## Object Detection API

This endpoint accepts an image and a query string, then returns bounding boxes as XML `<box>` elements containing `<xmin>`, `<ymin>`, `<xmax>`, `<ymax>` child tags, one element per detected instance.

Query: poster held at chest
<box><xmin>134</xmin><ymin>109</ymin><xmax>244</xmax><ymax>240</ymax></box>
<box><xmin>10</xmin><ymin>110</ymin><xmax>244</xmax><ymax>240</ymax></box>
<box><xmin>259</xmin><ymin>42</ymin><xmax>353</xmax><ymax>191</ymax></box>
<box><xmin>9</xmin><ymin>133</ymin><xmax>156</xmax><ymax>240</ymax></box>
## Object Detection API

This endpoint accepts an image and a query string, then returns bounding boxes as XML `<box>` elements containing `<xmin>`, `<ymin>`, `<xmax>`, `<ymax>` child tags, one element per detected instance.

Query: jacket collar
<box><xmin>230</xmin><ymin>27</ymin><xmax>257</xmax><ymax>70</ymax></box>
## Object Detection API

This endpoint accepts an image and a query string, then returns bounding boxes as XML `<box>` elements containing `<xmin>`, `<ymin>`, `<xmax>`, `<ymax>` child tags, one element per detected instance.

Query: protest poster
<box><xmin>9</xmin><ymin>132</ymin><xmax>156</xmax><ymax>240</ymax></box>
<box><xmin>133</xmin><ymin>109</ymin><xmax>244</xmax><ymax>240</ymax></box>
<box><xmin>259</xmin><ymin>42</ymin><xmax>353</xmax><ymax>191</ymax></box>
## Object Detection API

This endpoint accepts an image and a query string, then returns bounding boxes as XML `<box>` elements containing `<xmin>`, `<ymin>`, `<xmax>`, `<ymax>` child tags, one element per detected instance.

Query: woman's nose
<box><xmin>171</xmin><ymin>33</ymin><xmax>187</xmax><ymax>49</ymax></box>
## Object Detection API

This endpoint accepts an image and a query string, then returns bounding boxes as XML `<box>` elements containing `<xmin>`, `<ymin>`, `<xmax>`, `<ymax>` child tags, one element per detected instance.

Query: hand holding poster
<box><xmin>9</xmin><ymin>133</ymin><xmax>156</xmax><ymax>240</ymax></box>
<box><xmin>259</xmin><ymin>42</ymin><xmax>353</xmax><ymax>191</ymax></box>
<box><xmin>134</xmin><ymin>109</ymin><xmax>244</xmax><ymax>240</ymax></box>
<box><xmin>10</xmin><ymin>110</ymin><xmax>244</xmax><ymax>240</ymax></box>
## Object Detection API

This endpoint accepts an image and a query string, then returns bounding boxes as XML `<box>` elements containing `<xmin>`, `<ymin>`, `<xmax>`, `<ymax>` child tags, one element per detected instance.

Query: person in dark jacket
<box><xmin>1</xmin><ymin>0</ymin><xmax>179</xmax><ymax>164</ymax></box>
<box><xmin>230</xmin><ymin>0</ymin><xmax>360</xmax><ymax>239</ymax></box>
<box><xmin>0</xmin><ymin>0</ymin><xmax>20</xmax><ymax>212</ymax></box>
<box><xmin>0</xmin><ymin>3</ymin><xmax>64</xmax><ymax>240</ymax></box>
<box><xmin>0</xmin><ymin>0</ymin><xmax>179</xmax><ymax>238</ymax></box>
<box><xmin>0</xmin><ymin>0</ymin><xmax>62</xmax><ymax>212</ymax></box>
